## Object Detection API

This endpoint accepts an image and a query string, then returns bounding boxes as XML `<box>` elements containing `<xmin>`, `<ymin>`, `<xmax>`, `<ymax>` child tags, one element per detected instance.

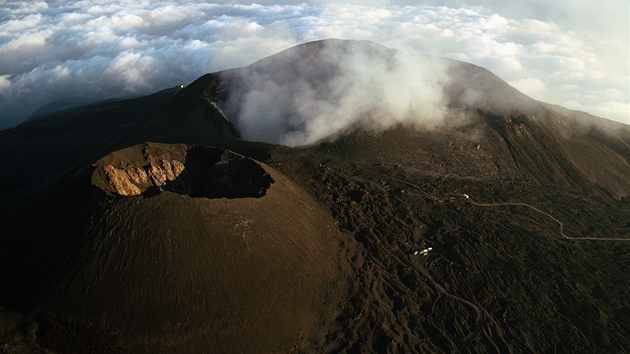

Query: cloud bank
<box><xmin>223</xmin><ymin>40</ymin><xmax>448</xmax><ymax>145</ymax></box>
<box><xmin>0</xmin><ymin>1</ymin><xmax>628</xmax><ymax>130</ymax></box>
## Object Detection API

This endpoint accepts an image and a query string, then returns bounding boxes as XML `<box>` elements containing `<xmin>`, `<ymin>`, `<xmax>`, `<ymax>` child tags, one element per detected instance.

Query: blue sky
<box><xmin>0</xmin><ymin>0</ymin><xmax>628</xmax><ymax>129</ymax></box>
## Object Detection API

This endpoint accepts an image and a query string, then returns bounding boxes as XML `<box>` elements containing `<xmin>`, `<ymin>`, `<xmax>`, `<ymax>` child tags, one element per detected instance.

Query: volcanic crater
<box><xmin>93</xmin><ymin>143</ymin><xmax>274</xmax><ymax>199</ymax></box>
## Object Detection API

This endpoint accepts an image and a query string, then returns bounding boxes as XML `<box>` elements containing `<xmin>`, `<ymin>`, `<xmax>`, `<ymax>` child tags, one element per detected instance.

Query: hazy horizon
<box><xmin>1</xmin><ymin>0</ymin><xmax>628</xmax><ymax>130</ymax></box>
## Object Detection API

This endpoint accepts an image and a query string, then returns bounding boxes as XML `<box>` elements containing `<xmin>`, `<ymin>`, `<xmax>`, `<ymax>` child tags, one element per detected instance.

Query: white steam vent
<box><xmin>221</xmin><ymin>40</ymin><xmax>449</xmax><ymax>146</ymax></box>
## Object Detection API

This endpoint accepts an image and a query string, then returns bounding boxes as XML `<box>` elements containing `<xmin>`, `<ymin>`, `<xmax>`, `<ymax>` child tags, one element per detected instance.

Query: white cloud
<box><xmin>0</xmin><ymin>75</ymin><xmax>10</xmax><ymax>93</ymax></box>
<box><xmin>509</xmin><ymin>77</ymin><xmax>547</xmax><ymax>99</ymax></box>
<box><xmin>0</xmin><ymin>0</ymin><xmax>627</xmax><ymax>130</ymax></box>
<box><xmin>104</xmin><ymin>52</ymin><xmax>156</xmax><ymax>91</ymax></box>
<box><xmin>225</xmin><ymin>41</ymin><xmax>449</xmax><ymax>145</ymax></box>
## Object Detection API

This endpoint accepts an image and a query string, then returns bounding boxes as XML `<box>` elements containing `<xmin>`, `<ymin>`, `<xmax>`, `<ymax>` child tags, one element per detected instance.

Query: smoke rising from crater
<box><xmin>223</xmin><ymin>41</ymin><xmax>450</xmax><ymax>145</ymax></box>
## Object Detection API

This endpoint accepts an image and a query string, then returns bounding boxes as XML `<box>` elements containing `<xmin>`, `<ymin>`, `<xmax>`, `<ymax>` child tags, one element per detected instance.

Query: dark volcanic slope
<box><xmin>0</xmin><ymin>79</ymin><xmax>263</xmax><ymax>203</ymax></box>
<box><xmin>0</xmin><ymin>87</ymin><xmax>182</xmax><ymax>202</ymax></box>
<box><xmin>4</xmin><ymin>143</ymin><xmax>347</xmax><ymax>353</ymax></box>
<box><xmin>1</xmin><ymin>39</ymin><xmax>630</xmax><ymax>353</ymax></box>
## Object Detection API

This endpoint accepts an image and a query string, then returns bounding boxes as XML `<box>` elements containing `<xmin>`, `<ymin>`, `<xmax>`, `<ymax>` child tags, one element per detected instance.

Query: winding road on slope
<box><xmin>367</xmin><ymin>231</ymin><xmax>485</xmax><ymax>354</ymax></box>
<box><xmin>414</xmin><ymin>266</ymin><xmax>486</xmax><ymax>354</ymax></box>
<box><xmin>457</xmin><ymin>194</ymin><xmax>630</xmax><ymax>242</ymax></box>
<box><xmin>393</xmin><ymin>177</ymin><xmax>630</xmax><ymax>353</ymax></box>
<box><xmin>392</xmin><ymin>178</ymin><xmax>486</xmax><ymax>354</ymax></box>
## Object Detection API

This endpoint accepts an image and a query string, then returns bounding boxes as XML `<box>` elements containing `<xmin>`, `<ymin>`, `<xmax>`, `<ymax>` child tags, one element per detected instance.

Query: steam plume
<box><xmin>222</xmin><ymin>41</ymin><xmax>449</xmax><ymax>145</ymax></box>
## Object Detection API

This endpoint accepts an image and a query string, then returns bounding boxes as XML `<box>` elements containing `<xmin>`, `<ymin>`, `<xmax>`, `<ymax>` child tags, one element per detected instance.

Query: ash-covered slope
<box><xmin>3</xmin><ymin>143</ymin><xmax>346</xmax><ymax>353</ymax></box>
<box><xmin>1</xmin><ymin>39</ymin><xmax>630</xmax><ymax>353</ymax></box>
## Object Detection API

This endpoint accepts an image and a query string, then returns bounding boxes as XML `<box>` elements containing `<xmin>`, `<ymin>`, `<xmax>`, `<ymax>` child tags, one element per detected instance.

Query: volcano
<box><xmin>1</xmin><ymin>39</ymin><xmax>629</xmax><ymax>353</ymax></box>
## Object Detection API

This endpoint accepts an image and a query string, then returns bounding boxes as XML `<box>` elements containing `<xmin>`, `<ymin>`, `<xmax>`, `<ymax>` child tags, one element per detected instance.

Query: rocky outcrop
<box><xmin>103</xmin><ymin>159</ymin><xmax>185</xmax><ymax>196</ymax></box>
<box><xmin>103</xmin><ymin>165</ymin><xmax>141</xmax><ymax>196</ymax></box>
